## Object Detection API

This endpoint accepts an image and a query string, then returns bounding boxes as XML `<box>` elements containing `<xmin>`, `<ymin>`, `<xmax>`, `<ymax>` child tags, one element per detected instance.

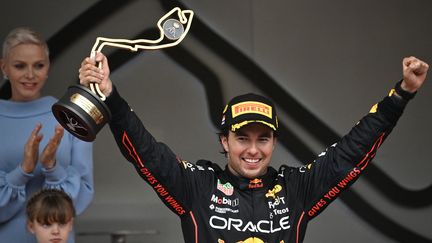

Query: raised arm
<box><xmin>79</xmin><ymin>52</ymin><xmax>113</xmax><ymax>97</ymax></box>
<box><xmin>295</xmin><ymin>56</ymin><xmax>428</xmax><ymax>219</ymax></box>
<box><xmin>400</xmin><ymin>56</ymin><xmax>429</xmax><ymax>93</ymax></box>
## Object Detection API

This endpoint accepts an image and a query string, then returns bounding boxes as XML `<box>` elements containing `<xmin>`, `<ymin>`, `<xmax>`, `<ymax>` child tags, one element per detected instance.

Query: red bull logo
<box><xmin>222</xmin><ymin>237</ymin><xmax>284</xmax><ymax>243</ymax></box>
<box><xmin>248</xmin><ymin>178</ymin><xmax>263</xmax><ymax>188</ymax></box>
<box><xmin>237</xmin><ymin>237</ymin><xmax>264</xmax><ymax>243</ymax></box>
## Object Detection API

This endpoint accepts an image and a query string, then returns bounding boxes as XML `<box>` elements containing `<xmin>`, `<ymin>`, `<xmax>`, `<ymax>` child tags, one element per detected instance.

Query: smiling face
<box><xmin>221</xmin><ymin>123</ymin><xmax>276</xmax><ymax>179</ymax></box>
<box><xmin>28</xmin><ymin>219</ymin><xmax>73</xmax><ymax>243</ymax></box>
<box><xmin>1</xmin><ymin>43</ymin><xmax>49</xmax><ymax>101</ymax></box>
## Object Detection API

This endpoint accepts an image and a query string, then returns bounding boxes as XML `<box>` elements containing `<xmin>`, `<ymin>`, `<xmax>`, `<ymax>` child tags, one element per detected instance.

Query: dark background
<box><xmin>1</xmin><ymin>0</ymin><xmax>431</xmax><ymax>242</ymax></box>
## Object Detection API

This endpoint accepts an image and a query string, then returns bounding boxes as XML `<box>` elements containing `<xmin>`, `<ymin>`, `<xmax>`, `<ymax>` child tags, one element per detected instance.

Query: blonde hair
<box><xmin>2</xmin><ymin>27</ymin><xmax>49</xmax><ymax>59</ymax></box>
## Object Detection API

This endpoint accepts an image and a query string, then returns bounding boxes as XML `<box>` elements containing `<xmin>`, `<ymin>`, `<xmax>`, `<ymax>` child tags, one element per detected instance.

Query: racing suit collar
<box><xmin>224</xmin><ymin>165</ymin><xmax>278</xmax><ymax>190</ymax></box>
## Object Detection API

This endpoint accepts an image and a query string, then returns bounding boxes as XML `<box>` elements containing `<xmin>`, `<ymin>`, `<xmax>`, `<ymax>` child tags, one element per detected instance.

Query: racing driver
<box><xmin>78</xmin><ymin>54</ymin><xmax>428</xmax><ymax>243</ymax></box>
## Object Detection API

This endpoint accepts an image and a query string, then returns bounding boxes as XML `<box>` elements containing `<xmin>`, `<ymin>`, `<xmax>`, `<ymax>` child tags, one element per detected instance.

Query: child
<box><xmin>26</xmin><ymin>189</ymin><xmax>75</xmax><ymax>243</ymax></box>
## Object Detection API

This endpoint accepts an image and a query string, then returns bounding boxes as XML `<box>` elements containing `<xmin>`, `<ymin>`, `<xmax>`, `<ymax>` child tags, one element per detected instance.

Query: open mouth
<box><xmin>243</xmin><ymin>158</ymin><xmax>261</xmax><ymax>164</ymax></box>
<box><xmin>21</xmin><ymin>82</ymin><xmax>38</xmax><ymax>89</ymax></box>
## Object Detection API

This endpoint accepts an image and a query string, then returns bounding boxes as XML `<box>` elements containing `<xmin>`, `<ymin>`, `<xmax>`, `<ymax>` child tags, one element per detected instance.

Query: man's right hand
<box><xmin>79</xmin><ymin>51</ymin><xmax>113</xmax><ymax>97</ymax></box>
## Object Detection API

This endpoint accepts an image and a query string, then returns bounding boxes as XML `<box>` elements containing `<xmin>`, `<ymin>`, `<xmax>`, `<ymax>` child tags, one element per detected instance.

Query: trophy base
<box><xmin>52</xmin><ymin>84</ymin><xmax>111</xmax><ymax>142</ymax></box>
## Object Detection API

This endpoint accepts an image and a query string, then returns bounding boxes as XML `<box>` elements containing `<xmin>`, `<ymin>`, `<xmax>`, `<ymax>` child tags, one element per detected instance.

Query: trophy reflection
<box><xmin>52</xmin><ymin>7</ymin><xmax>194</xmax><ymax>142</ymax></box>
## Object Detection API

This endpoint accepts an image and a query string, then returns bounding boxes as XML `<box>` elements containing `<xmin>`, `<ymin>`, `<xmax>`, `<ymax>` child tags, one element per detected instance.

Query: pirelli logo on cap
<box><xmin>231</xmin><ymin>101</ymin><xmax>272</xmax><ymax>119</ymax></box>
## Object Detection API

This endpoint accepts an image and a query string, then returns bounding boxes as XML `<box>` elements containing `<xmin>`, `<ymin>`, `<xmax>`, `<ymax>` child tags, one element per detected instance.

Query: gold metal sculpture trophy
<box><xmin>52</xmin><ymin>7</ymin><xmax>194</xmax><ymax>141</ymax></box>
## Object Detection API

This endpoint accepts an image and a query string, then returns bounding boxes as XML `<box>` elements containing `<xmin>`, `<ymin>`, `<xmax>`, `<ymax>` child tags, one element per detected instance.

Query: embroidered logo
<box><xmin>217</xmin><ymin>179</ymin><xmax>234</xmax><ymax>196</ymax></box>
<box><xmin>266</xmin><ymin>184</ymin><xmax>282</xmax><ymax>199</ymax></box>
<box><xmin>248</xmin><ymin>178</ymin><xmax>263</xmax><ymax>189</ymax></box>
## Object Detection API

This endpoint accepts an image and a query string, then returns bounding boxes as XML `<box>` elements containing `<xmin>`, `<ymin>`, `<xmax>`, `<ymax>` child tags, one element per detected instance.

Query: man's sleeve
<box><xmin>291</xmin><ymin>84</ymin><xmax>408</xmax><ymax>220</ymax></box>
<box><xmin>104</xmin><ymin>86</ymin><xmax>209</xmax><ymax>217</ymax></box>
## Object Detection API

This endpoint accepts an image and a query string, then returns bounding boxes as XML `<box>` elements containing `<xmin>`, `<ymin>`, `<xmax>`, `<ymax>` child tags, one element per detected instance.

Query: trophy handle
<box><xmin>89</xmin><ymin>51</ymin><xmax>107</xmax><ymax>101</ymax></box>
<box><xmin>53</xmin><ymin>7</ymin><xmax>194</xmax><ymax>142</ymax></box>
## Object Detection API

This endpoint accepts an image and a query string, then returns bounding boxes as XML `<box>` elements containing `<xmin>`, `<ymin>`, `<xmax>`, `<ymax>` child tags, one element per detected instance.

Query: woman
<box><xmin>0</xmin><ymin>27</ymin><xmax>94</xmax><ymax>243</ymax></box>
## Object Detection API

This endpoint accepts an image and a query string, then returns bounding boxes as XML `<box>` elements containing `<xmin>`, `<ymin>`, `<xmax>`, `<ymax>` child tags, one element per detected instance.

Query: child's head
<box><xmin>26</xmin><ymin>189</ymin><xmax>75</xmax><ymax>243</ymax></box>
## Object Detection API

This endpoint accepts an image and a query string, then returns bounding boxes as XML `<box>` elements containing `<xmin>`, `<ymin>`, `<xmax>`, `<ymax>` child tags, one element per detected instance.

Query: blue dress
<box><xmin>0</xmin><ymin>96</ymin><xmax>94</xmax><ymax>243</ymax></box>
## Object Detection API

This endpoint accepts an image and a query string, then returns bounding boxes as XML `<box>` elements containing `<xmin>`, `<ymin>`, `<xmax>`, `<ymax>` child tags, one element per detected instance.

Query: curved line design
<box><xmin>89</xmin><ymin>7</ymin><xmax>193</xmax><ymax>101</ymax></box>
<box><xmin>40</xmin><ymin>0</ymin><xmax>431</xmax><ymax>242</ymax></box>
<box><xmin>105</xmin><ymin>28</ymin><xmax>432</xmax><ymax>242</ymax></box>
<box><xmin>161</xmin><ymin>0</ymin><xmax>432</xmax><ymax>208</ymax></box>
<box><xmin>91</xmin><ymin>8</ymin><xmax>194</xmax><ymax>52</ymax></box>
<box><xmin>160</xmin><ymin>1</ymin><xmax>431</xmax><ymax>242</ymax></box>
<box><xmin>47</xmin><ymin>0</ymin><xmax>136</xmax><ymax>62</ymax></box>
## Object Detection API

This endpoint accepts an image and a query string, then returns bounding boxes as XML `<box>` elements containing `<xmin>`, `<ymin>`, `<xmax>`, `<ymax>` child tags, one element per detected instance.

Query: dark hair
<box><xmin>26</xmin><ymin>189</ymin><xmax>75</xmax><ymax>225</ymax></box>
<box><xmin>218</xmin><ymin>130</ymin><xmax>229</xmax><ymax>157</ymax></box>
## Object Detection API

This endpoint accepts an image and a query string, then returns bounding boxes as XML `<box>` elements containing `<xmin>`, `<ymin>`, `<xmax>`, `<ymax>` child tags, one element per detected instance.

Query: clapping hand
<box><xmin>22</xmin><ymin>124</ymin><xmax>64</xmax><ymax>173</ymax></box>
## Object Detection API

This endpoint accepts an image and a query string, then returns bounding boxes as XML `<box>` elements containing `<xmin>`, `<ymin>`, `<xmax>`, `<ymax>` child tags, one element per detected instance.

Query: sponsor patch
<box><xmin>266</xmin><ymin>184</ymin><xmax>282</xmax><ymax>199</ymax></box>
<box><xmin>217</xmin><ymin>179</ymin><xmax>234</xmax><ymax>196</ymax></box>
<box><xmin>232</xmin><ymin>101</ymin><xmax>272</xmax><ymax>119</ymax></box>
<box><xmin>249</xmin><ymin>178</ymin><xmax>263</xmax><ymax>189</ymax></box>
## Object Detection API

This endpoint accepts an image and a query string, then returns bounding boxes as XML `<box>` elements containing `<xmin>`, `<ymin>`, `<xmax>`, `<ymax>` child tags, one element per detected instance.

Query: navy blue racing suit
<box><xmin>105</xmin><ymin>84</ymin><xmax>407</xmax><ymax>243</ymax></box>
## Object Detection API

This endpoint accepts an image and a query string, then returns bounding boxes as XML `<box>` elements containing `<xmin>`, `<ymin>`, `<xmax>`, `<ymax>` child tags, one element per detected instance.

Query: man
<box><xmin>79</xmin><ymin>54</ymin><xmax>428</xmax><ymax>242</ymax></box>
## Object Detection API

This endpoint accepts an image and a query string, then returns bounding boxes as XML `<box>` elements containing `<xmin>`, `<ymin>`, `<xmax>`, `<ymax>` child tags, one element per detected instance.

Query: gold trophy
<box><xmin>52</xmin><ymin>7</ymin><xmax>194</xmax><ymax>141</ymax></box>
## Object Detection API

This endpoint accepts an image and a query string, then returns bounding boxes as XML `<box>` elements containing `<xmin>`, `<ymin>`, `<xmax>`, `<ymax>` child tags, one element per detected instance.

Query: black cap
<box><xmin>220</xmin><ymin>93</ymin><xmax>278</xmax><ymax>132</ymax></box>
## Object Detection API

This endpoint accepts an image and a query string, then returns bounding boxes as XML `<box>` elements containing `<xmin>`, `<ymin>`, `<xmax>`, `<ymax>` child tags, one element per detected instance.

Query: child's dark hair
<box><xmin>26</xmin><ymin>189</ymin><xmax>75</xmax><ymax>225</ymax></box>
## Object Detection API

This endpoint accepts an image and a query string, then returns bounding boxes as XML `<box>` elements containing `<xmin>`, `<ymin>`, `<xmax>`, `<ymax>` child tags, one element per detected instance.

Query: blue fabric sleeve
<box><xmin>0</xmin><ymin>166</ymin><xmax>33</xmax><ymax>222</ymax></box>
<box><xmin>42</xmin><ymin>137</ymin><xmax>94</xmax><ymax>215</ymax></box>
